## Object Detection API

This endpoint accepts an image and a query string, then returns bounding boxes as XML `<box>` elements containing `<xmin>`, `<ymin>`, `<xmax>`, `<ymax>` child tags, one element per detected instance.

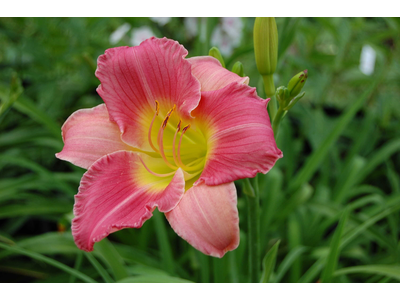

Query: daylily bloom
<box><xmin>56</xmin><ymin>37</ymin><xmax>282</xmax><ymax>258</ymax></box>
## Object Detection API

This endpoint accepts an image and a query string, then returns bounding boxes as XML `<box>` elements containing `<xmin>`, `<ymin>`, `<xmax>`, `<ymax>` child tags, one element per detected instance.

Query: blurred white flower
<box><xmin>211</xmin><ymin>26</ymin><xmax>233</xmax><ymax>56</ymax></box>
<box><xmin>221</xmin><ymin>17</ymin><xmax>243</xmax><ymax>47</ymax></box>
<box><xmin>184</xmin><ymin>17</ymin><xmax>198</xmax><ymax>38</ymax></box>
<box><xmin>359</xmin><ymin>45</ymin><xmax>376</xmax><ymax>76</ymax></box>
<box><xmin>130</xmin><ymin>26</ymin><xmax>155</xmax><ymax>46</ymax></box>
<box><xmin>109</xmin><ymin>23</ymin><xmax>131</xmax><ymax>45</ymax></box>
<box><xmin>210</xmin><ymin>17</ymin><xmax>243</xmax><ymax>57</ymax></box>
<box><xmin>150</xmin><ymin>17</ymin><xmax>171</xmax><ymax>26</ymax></box>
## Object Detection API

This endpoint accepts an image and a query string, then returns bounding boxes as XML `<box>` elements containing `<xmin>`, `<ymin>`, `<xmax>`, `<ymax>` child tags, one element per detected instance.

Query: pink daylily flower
<box><xmin>56</xmin><ymin>37</ymin><xmax>282</xmax><ymax>258</ymax></box>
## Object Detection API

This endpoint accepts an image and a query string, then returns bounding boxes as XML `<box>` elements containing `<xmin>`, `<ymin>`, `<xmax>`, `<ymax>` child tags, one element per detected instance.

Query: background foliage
<box><xmin>0</xmin><ymin>17</ymin><xmax>399</xmax><ymax>283</ymax></box>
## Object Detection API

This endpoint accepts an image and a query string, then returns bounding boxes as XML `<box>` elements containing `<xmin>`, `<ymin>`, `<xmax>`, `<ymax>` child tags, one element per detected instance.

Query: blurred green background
<box><xmin>0</xmin><ymin>17</ymin><xmax>399</xmax><ymax>283</ymax></box>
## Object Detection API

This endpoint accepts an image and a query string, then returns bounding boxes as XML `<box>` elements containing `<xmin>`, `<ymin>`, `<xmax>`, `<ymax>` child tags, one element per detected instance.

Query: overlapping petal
<box><xmin>166</xmin><ymin>182</ymin><xmax>239</xmax><ymax>258</ymax></box>
<box><xmin>95</xmin><ymin>37</ymin><xmax>201</xmax><ymax>151</ymax></box>
<box><xmin>56</xmin><ymin>104</ymin><xmax>131</xmax><ymax>169</ymax></box>
<box><xmin>188</xmin><ymin>56</ymin><xmax>249</xmax><ymax>92</ymax></box>
<box><xmin>72</xmin><ymin>150</ymin><xmax>185</xmax><ymax>251</ymax></box>
<box><xmin>193</xmin><ymin>82</ymin><xmax>283</xmax><ymax>186</ymax></box>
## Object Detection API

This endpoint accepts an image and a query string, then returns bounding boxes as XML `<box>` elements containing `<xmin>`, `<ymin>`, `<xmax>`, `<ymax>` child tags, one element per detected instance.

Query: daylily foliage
<box><xmin>56</xmin><ymin>37</ymin><xmax>282</xmax><ymax>258</ymax></box>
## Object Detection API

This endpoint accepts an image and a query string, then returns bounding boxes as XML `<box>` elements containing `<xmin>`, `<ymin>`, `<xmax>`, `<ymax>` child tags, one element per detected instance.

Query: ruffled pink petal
<box><xmin>166</xmin><ymin>182</ymin><xmax>239</xmax><ymax>258</ymax></box>
<box><xmin>193</xmin><ymin>82</ymin><xmax>283</xmax><ymax>186</ymax></box>
<box><xmin>72</xmin><ymin>150</ymin><xmax>185</xmax><ymax>251</ymax></box>
<box><xmin>56</xmin><ymin>104</ymin><xmax>131</xmax><ymax>169</ymax></box>
<box><xmin>95</xmin><ymin>37</ymin><xmax>201</xmax><ymax>150</ymax></box>
<box><xmin>187</xmin><ymin>56</ymin><xmax>249</xmax><ymax>92</ymax></box>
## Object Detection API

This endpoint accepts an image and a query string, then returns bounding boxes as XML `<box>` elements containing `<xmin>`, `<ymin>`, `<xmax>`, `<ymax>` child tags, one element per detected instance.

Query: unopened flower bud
<box><xmin>253</xmin><ymin>17</ymin><xmax>278</xmax><ymax>76</ymax></box>
<box><xmin>287</xmin><ymin>70</ymin><xmax>308</xmax><ymax>98</ymax></box>
<box><xmin>209</xmin><ymin>47</ymin><xmax>226</xmax><ymax>68</ymax></box>
<box><xmin>231</xmin><ymin>61</ymin><xmax>244</xmax><ymax>77</ymax></box>
<box><xmin>253</xmin><ymin>17</ymin><xmax>278</xmax><ymax>97</ymax></box>
<box><xmin>276</xmin><ymin>86</ymin><xmax>289</xmax><ymax>105</ymax></box>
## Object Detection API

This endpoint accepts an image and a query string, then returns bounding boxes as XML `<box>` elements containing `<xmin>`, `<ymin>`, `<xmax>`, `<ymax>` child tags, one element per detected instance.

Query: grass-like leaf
<box><xmin>334</xmin><ymin>265</ymin><xmax>400</xmax><ymax>282</ymax></box>
<box><xmin>0</xmin><ymin>242</ymin><xmax>96</xmax><ymax>283</ymax></box>
<box><xmin>260</xmin><ymin>240</ymin><xmax>280</xmax><ymax>283</ymax></box>
<box><xmin>320</xmin><ymin>208</ymin><xmax>349</xmax><ymax>283</ymax></box>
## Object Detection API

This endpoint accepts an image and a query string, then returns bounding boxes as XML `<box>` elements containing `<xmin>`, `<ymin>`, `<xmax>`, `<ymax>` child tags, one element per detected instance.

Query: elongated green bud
<box><xmin>209</xmin><ymin>47</ymin><xmax>225</xmax><ymax>68</ymax></box>
<box><xmin>253</xmin><ymin>17</ymin><xmax>278</xmax><ymax>97</ymax></box>
<box><xmin>253</xmin><ymin>17</ymin><xmax>278</xmax><ymax>76</ymax></box>
<box><xmin>287</xmin><ymin>70</ymin><xmax>308</xmax><ymax>98</ymax></box>
<box><xmin>231</xmin><ymin>61</ymin><xmax>244</xmax><ymax>77</ymax></box>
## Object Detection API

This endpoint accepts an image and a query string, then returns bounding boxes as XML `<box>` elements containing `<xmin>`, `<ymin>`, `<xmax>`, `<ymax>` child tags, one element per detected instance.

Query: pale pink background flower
<box><xmin>211</xmin><ymin>17</ymin><xmax>243</xmax><ymax>57</ymax></box>
<box><xmin>184</xmin><ymin>17</ymin><xmax>198</xmax><ymax>38</ymax></box>
<box><xmin>150</xmin><ymin>17</ymin><xmax>171</xmax><ymax>26</ymax></box>
<box><xmin>130</xmin><ymin>26</ymin><xmax>155</xmax><ymax>46</ymax></box>
<box><xmin>359</xmin><ymin>45</ymin><xmax>376</xmax><ymax>76</ymax></box>
<box><xmin>109</xmin><ymin>23</ymin><xmax>131</xmax><ymax>45</ymax></box>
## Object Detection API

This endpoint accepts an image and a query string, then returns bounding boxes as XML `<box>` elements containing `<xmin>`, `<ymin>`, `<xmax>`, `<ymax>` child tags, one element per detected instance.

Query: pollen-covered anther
<box><xmin>182</xmin><ymin>124</ymin><xmax>191</xmax><ymax>134</ymax></box>
<box><xmin>161</xmin><ymin>104</ymin><xmax>176</xmax><ymax>129</ymax></box>
<box><xmin>162</xmin><ymin>115</ymin><xmax>170</xmax><ymax>129</ymax></box>
<box><xmin>176</xmin><ymin>119</ymin><xmax>182</xmax><ymax>132</ymax></box>
<box><xmin>155</xmin><ymin>100</ymin><xmax>160</xmax><ymax>116</ymax></box>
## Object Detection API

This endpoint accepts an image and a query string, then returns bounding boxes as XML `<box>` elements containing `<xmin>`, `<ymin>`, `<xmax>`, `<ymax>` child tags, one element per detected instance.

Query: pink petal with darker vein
<box><xmin>193</xmin><ymin>82</ymin><xmax>282</xmax><ymax>186</ymax></box>
<box><xmin>95</xmin><ymin>37</ymin><xmax>201</xmax><ymax>151</ymax></box>
<box><xmin>72</xmin><ymin>150</ymin><xmax>185</xmax><ymax>251</ymax></box>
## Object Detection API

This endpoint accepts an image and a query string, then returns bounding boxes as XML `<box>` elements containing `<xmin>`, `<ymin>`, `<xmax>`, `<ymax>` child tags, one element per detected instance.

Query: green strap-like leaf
<box><xmin>320</xmin><ymin>209</ymin><xmax>350</xmax><ymax>283</ymax></box>
<box><xmin>84</xmin><ymin>252</ymin><xmax>114</xmax><ymax>283</ymax></box>
<box><xmin>0</xmin><ymin>242</ymin><xmax>96</xmax><ymax>283</ymax></box>
<box><xmin>117</xmin><ymin>275</ymin><xmax>193</xmax><ymax>283</ymax></box>
<box><xmin>94</xmin><ymin>238</ymin><xmax>129</xmax><ymax>281</ymax></box>
<box><xmin>260</xmin><ymin>240</ymin><xmax>280</xmax><ymax>283</ymax></box>
<box><xmin>334</xmin><ymin>265</ymin><xmax>400</xmax><ymax>282</ymax></box>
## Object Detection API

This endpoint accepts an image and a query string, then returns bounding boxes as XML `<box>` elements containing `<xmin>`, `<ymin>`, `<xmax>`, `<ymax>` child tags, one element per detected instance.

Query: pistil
<box><xmin>148</xmin><ymin>101</ymin><xmax>160</xmax><ymax>153</ymax></box>
<box><xmin>157</xmin><ymin>106</ymin><xmax>178</xmax><ymax>170</ymax></box>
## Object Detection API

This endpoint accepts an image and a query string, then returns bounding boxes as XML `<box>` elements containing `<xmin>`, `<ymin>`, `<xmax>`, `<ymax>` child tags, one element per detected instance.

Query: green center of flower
<box><xmin>139</xmin><ymin>101</ymin><xmax>207</xmax><ymax>180</ymax></box>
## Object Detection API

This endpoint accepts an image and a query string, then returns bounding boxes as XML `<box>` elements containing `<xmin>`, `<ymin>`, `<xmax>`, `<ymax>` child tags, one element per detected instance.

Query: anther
<box><xmin>155</xmin><ymin>100</ymin><xmax>160</xmax><ymax>116</ymax></box>
<box><xmin>162</xmin><ymin>115</ymin><xmax>170</xmax><ymax>129</ymax></box>
<box><xmin>182</xmin><ymin>124</ymin><xmax>191</xmax><ymax>134</ymax></box>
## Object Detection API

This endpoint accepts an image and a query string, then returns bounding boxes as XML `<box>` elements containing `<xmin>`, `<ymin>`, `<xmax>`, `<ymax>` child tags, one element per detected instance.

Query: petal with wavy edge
<box><xmin>72</xmin><ymin>150</ymin><xmax>185</xmax><ymax>251</ymax></box>
<box><xmin>187</xmin><ymin>56</ymin><xmax>249</xmax><ymax>92</ymax></box>
<box><xmin>166</xmin><ymin>182</ymin><xmax>239</xmax><ymax>258</ymax></box>
<box><xmin>56</xmin><ymin>104</ymin><xmax>131</xmax><ymax>169</ymax></box>
<box><xmin>193</xmin><ymin>82</ymin><xmax>283</xmax><ymax>186</ymax></box>
<box><xmin>95</xmin><ymin>37</ymin><xmax>201</xmax><ymax>151</ymax></box>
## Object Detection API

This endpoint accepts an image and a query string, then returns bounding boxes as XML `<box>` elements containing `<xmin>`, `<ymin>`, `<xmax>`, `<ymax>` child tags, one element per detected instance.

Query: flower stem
<box><xmin>272</xmin><ymin>105</ymin><xmax>285</xmax><ymax>137</ymax></box>
<box><xmin>244</xmin><ymin>176</ymin><xmax>260</xmax><ymax>282</ymax></box>
<box><xmin>262</xmin><ymin>74</ymin><xmax>276</xmax><ymax>99</ymax></box>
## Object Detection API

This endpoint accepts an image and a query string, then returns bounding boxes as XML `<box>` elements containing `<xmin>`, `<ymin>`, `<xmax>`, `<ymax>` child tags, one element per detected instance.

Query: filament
<box><xmin>138</xmin><ymin>156</ymin><xmax>176</xmax><ymax>178</ymax></box>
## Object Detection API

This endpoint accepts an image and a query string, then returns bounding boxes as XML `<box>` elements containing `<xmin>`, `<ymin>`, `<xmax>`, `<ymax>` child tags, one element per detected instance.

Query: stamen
<box><xmin>172</xmin><ymin>120</ymin><xmax>182</xmax><ymax>167</ymax></box>
<box><xmin>155</xmin><ymin>100</ymin><xmax>160</xmax><ymax>115</ymax></box>
<box><xmin>182</xmin><ymin>124</ymin><xmax>191</xmax><ymax>134</ymax></box>
<box><xmin>138</xmin><ymin>156</ymin><xmax>176</xmax><ymax>177</ymax></box>
<box><xmin>162</xmin><ymin>115</ymin><xmax>170</xmax><ymax>129</ymax></box>
<box><xmin>177</xmin><ymin>125</ymin><xmax>190</xmax><ymax>166</ymax></box>
<box><xmin>174</xmin><ymin>124</ymin><xmax>202</xmax><ymax>172</ymax></box>
<box><xmin>148</xmin><ymin>101</ymin><xmax>160</xmax><ymax>153</ymax></box>
<box><xmin>157</xmin><ymin>107</ymin><xmax>178</xmax><ymax>170</ymax></box>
